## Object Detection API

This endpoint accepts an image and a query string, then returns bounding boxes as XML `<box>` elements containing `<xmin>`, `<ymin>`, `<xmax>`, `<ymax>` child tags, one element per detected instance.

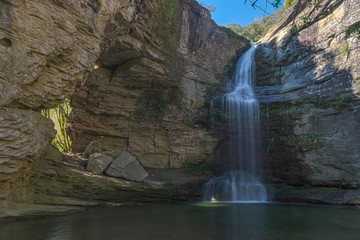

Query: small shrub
<box><xmin>279</xmin><ymin>132</ymin><xmax>322</xmax><ymax>151</ymax></box>
<box><xmin>184</xmin><ymin>164</ymin><xmax>209</xmax><ymax>176</ymax></box>
<box><xmin>196</xmin><ymin>108</ymin><xmax>211</xmax><ymax>123</ymax></box>
<box><xmin>262</xmin><ymin>72</ymin><xmax>275</xmax><ymax>79</ymax></box>
<box><xmin>334</xmin><ymin>94</ymin><xmax>353</xmax><ymax>110</ymax></box>
<box><xmin>310</xmin><ymin>114</ymin><xmax>321</xmax><ymax>124</ymax></box>
<box><xmin>285</xmin><ymin>0</ymin><xmax>297</xmax><ymax>7</ymax></box>
<box><xmin>150</xmin><ymin>0</ymin><xmax>179</xmax><ymax>57</ymax></box>
<box><xmin>314</xmin><ymin>96</ymin><xmax>330</xmax><ymax>109</ymax></box>
<box><xmin>134</xmin><ymin>86</ymin><xmax>182</xmax><ymax>122</ymax></box>
<box><xmin>341</xmin><ymin>44</ymin><xmax>350</xmax><ymax>55</ymax></box>
<box><xmin>345</xmin><ymin>22</ymin><xmax>360</xmax><ymax>38</ymax></box>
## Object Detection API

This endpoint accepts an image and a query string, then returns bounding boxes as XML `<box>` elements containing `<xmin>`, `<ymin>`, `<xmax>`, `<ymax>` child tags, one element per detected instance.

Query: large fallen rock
<box><xmin>105</xmin><ymin>151</ymin><xmax>148</xmax><ymax>182</ymax></box>
<box><xmin>83</xmin><ymin>140</ymin><xmax>102</xmax><ymax>158</ymax></box>
<box><xmin>87</xmin><ymin>153</ymin><xmax>113</xmax><ymax>175</ymax></box>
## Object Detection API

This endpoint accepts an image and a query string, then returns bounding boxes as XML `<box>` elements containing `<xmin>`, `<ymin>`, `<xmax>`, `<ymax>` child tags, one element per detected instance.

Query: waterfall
<box><xmin>204</xmin><ymin>44</ymin><xmax>267</xmax><ymax>202</ymax></box>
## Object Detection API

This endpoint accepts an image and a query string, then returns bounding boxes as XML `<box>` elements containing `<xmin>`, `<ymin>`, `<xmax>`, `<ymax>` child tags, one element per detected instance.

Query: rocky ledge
<box><xmin>0</xmin><ymin>0</ymin><xmax>247</xmax><ymax>207</ymax></box>
<box><xmin>0</xmin><ymin>146</ymin><xmax>210</xmax><ymax>220</ymax></box>
<box><xmin>255</xmin><ymin>0</ymin><xmax>360</xmax><ymax>196</ymax></box>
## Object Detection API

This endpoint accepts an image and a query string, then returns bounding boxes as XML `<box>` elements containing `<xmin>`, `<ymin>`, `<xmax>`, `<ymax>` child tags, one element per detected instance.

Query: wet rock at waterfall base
<box><xmin>87</xmin><ymin>153</ymin><xmax>113</xmax><ymax>175</ymax></box>
<box><xmin>105</xmin><ymin>152</ymin><xmax>148</xmax><ymax>182</ymax></box>
<box><xmin>83</xmin><ymin>140</ymin><xmax>102</xmax><ymax>158</ymax></box>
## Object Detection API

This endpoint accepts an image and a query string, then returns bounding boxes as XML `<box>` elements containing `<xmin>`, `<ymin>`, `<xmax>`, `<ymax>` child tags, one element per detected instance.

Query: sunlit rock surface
<box><xmin>69</xmin><ymin>0</ymin><xmax>248</xmax><ymax>169</ymax></box>
<box><xmin>256</xmin><ymin>0</ymin><xmax>360</xmax><ymax>188</ymax></box>
<box><xmin>0</xmin><ymin>0</ymin><xmax>247</xmax><ymax>207</ymax></box>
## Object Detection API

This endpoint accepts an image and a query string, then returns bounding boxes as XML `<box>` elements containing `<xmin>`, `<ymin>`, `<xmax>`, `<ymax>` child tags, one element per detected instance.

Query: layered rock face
<box><xmin>0</xmin><ymin>0</ymin><xmax>247</xmax><ymax>206</ymax></box>
<box><xmin>256</xmin><ymin>0</ymin><xmax>360</xmax><ymax>188</ymax></box>
<box><xmin>69</xmin><ymin>0</ymin><xmax>247</xmax><ymax>168</ymax></box>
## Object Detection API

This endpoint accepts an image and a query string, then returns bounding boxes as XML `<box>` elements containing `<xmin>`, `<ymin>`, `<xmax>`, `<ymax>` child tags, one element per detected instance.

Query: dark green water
<box><xmin>1</xmin><ymin>203</ymin><xmax>360</xmax><ymax>240</ymax></box>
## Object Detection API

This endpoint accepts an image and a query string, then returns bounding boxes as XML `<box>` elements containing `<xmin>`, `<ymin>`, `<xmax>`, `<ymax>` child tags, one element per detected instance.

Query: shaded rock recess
<box><xmin>0</xmin><ymin>0</ymin><xmax>248</xmax><ymax>216</ymax></box>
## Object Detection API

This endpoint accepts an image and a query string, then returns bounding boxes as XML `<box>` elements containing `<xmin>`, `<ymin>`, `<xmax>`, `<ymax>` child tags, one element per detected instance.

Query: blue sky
<box><xmin>199</xmin><ymin>0</ymin><xmax>282</xmax><ymax>26</ymax></box>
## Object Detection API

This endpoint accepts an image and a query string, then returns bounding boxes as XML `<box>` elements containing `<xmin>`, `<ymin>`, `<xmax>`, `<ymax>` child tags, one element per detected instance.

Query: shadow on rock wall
<box><xmin>255</xmin><ymin>2</ymin><xmax>360</xmax><ymax>187</ymax></box>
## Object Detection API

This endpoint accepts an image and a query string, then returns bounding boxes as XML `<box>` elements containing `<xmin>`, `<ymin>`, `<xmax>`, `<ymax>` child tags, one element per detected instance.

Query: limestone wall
<box><xmin>256</xmin><ymin>0</ymin><xmax>360</xmax><ymax>187</ymax></box>
<box><xmin>0</xmin><ymin>0</ymin><xmax>247</xmax><ymax>204</ymax></box>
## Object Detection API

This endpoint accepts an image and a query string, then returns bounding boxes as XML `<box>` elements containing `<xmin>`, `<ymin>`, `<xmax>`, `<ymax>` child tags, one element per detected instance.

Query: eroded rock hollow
<box><xmin>0</xmin><ymin>0</ymin><xmax>248</xmax><ymax>210</ymax></box>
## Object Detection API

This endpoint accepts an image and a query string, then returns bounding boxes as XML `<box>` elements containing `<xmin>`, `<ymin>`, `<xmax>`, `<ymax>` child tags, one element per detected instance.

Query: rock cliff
<box><xmin>0</xmin><ymin>0</ymin><xmax>247</xmax><ymax>211</ymax></box>
<box><xmin>69</xmin><ymin>0</ymin><xmax>247</xmax><ymax>169</ymax></box>
<box><xmin>256</xmin><ymin>0</ymin><xmax>360</xmax><ymax>195</ymax></box>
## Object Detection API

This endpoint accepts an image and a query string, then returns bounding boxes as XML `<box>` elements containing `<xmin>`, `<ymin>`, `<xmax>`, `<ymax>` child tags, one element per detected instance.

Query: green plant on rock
<box><xmin>340</xmin><ymin>44</ymin><xmax>350</xmax><ymax>55</ymax></box>
<box><xmin>285</xmin><ymin>0</ymin><xmax>297</xmax><ymax>7</ymax></box>
<box><xmin>134</xmin><ymin>85</ymin><xmax>182</xmax><ymax>122</ymax></box>
<box><xmin>340</xmin><ymin>175</ymin><xmax>357</xmax><ymax>188</ymax></box>
<box><xmin>184</xmin><ymin>164</ymin><xmax>209</xmax><ymax>176</ymax></box>
<box><xmin>345</xmin><ymin>22</ymin><xmax>360</xmax><ymax>38</ymax></box>
<box><xmin>314</xmin><ymin>96</ymin><xmax>330</xmax><ymax>109</ymax></box>
<box><xmin>291</xmin><ymin>0</ymin><xmax>324</xmax><ymax>34</ymax></box>
<box><xmin>151</xmin><ymin>0</ymin><xmax>179</xmax><ymax>58</ymax></box>
<box><xmin>262</xmin><ymin>72</ymin><xmax>275</xmax><ymax>79</ymax></box>
<box><xmin>334</xmin><ymin>93</ymin><xmax>353</xmax><ymax>110</ymax></box>
<box><xmin>279</xmin><ymin>132</ymin><xmax>322</xmax><ymax>151</ymax></box>
<box><xmin>310</xmin><ymin>114</ymin><xmax>321</xmax><ymax>124</ymax></box>
<box><xmin>42</xmin><ymin>98</ymin><xmax>72</xmax><ymax>153</ymax></box>
<box><xmin>206</xmin><ymin>85</ymin><xmax>225</xmax><ymax>98</ymax></box>
<box><xmin>196</xmin><ymin>108</ymin><xmax>211</xmax><ymax>123</ymax></box>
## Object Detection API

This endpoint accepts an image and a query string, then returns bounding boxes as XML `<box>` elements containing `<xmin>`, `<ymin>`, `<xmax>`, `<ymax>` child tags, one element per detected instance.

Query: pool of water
<box><xmin>1</xmin><ymin>203</ymin><xmax>360</xmax><ymax>240</ymax></box>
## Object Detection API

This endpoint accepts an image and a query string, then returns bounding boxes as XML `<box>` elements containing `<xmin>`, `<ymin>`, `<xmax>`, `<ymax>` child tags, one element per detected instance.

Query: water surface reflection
<box><xmin>1</xmin><ymin>203</ymin><xmax>359</xmax><ymax>240</ymax></box>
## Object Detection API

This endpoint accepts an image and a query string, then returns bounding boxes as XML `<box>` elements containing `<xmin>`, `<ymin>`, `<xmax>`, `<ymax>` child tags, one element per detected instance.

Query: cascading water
<box><xmin>204</xmin><ymin>44</ymin><xmax>267</xmax><ymax>202</ymax></box>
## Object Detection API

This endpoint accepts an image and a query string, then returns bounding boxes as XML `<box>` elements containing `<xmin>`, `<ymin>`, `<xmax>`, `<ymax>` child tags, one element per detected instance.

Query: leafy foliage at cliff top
<box><xmin>225</xmin><ymin>6</ymin><xmax>287</xmax><ymax>42</ymax></box>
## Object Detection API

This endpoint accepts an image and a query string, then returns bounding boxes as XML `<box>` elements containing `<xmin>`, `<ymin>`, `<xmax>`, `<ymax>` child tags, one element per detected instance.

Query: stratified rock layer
<box><xmin>69</xmin><ymin>0</ymin><xmax>248</xmax><ymax>169</ymax></box>
<box><xmin>256</xmin><ymin>0</ymin><xmax>360</xmax><ymax>187</ymax></box>
<box><xmin>87</xmin><ymin>153</ymin><xmax>113</xmax><ymax>175</ymax></box>
<box><xmin>0</xmin><ymin>0</ymin><xmax>247</xmax><ymax>206</ymax></box>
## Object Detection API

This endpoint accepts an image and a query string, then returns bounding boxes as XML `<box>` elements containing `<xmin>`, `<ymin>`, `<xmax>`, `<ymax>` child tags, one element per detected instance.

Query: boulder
<box><xmin>105</xmin><ymin>151</ymin><xmax>148</xmax><ymax>182</ymax></box>
<box><xmin>102</xmin><ymin>150</ymin><xmax>123</xmax><ymax>159</ymax></box>
<box><xmin>83</xmin><ymin>141</ymin><xmax>102</xmax><ymax>158</ymax></box>
<box><xmin>87</xmin><ymin>153</ymin><xmax>113</xmax><ymax>175</ymax></box>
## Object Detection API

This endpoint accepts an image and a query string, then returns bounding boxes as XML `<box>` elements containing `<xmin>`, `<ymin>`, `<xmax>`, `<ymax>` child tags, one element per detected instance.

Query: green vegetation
<box><xmin>314</xmin><ymin>96</ymin><xmax>330</xmax><ymax>109</ymax></box>
<box><xmin>310</xmin><ymin>114</ymin><xmax>321</xmax><ymax>124</ymax></box>
<box><xmin>151</xmin><ymin>0</ymin><xmax>179</xmax><ymax>56</ymax></box>
<box><xmin>334</xmin><ymin>93</ymin><xmax>353</xmax><ymax>110</ymax></box>
<box><xmin>263</xmin><ymin>103</ymin><xmax>307</xmax><ymax>117</ymax></box>
<box><xmin>262</xmin><ymin>72</ymin><xmax>275</xmax><ymax>79</ymax></box>
<box><xmin>285</xmin><ymin>0</ymin><xmax>297</xmax><ymax>7</ymax></box>
<box><xmin>291</xmin><ymin>0</ymin><xmax>324</xmax><ymax>34</ymax></box>
<box><xmin>42</xmin><ymin>98</ymin><xmax>72</xmax><ymax>153</ymax></box>
<box><xmin>226</xmin><ymin>12</ymin><xmax>283</xmax><ymax>42</ymax></box>
<box><xmin>341</xmin><ymin>175</ymin><xmax>357</xmax><ymax>187</ymax></box>
<box><xmin>279</xmin><ymin>132</ymin><xmax>322</xmax><ymax>151</ymax></box>
<box><xmin>196</xmin><ymin>108</ymin><xmax>211</xmax><ymax>123</ymax></box>
<box><xmin>134</xmin><ymin>86</ymin><xmax>182</xmax><ymax>122</ymax></box>
<box><xmin>225</xmin><ymin>0</ymin><xmax>305</xmax><ymax>42</ymax></box>
<box><xmin>184</xmin><ymin>164</ymin><xmax>209</xmax><ymax>176</ymax></box>
<box><xmin>161</xmin><ymin>182</ymin><xmax>176</xmax><ymax>190</ymax></box>
<box><xmin>340</xmin><ymin>44</ymin><xmax>350</xmax><ymax>55</ymax></box>
<box><xmin>206</xmin><ymin>85</ymin><xmax>226</xmax><ymax>98</ymax></box>
<box><xmin>345</xmin><ymin>22</ymin><xmax>360</xmax><ymax>38</ymax></box>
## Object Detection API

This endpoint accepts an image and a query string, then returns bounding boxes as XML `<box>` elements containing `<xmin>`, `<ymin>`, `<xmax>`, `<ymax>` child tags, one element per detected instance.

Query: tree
<box><xmin>226</xmin><ymin>9</ymin><xmax>284</xmax><ymax>42</ymax></box>
<box><xmin>244</xmin><ymin>0</ymin><xmax>282</xmax><ymax>15</ymax></box>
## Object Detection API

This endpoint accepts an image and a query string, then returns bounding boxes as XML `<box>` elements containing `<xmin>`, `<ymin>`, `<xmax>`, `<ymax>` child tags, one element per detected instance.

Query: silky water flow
<box><xmin>204</xmin><ymin>44</ymin><xmax>267</xmax><ymax>202</ymax></box>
